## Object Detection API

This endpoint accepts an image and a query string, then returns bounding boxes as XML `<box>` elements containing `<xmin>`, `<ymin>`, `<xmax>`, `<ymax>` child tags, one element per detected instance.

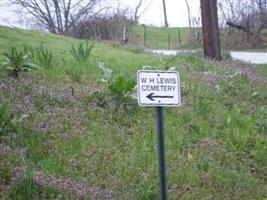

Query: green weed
<box><xmin>65</xmin><ymin>65</ymin><xmax>84</xmax><ymax>83</ymax></box>
<box><xmin>9</xmin><ymin>166</ymin><xmax>34</xmax><ymax>200</ymax></box>
<box><xmin>98</xmin><ymin>62</ymin><xmax>113</xmax><ymax>84</ymax></box>
<box><xmin>0</xmin><ymin>103</ymin><xmax>11</xmax><ymax>141</ymax></box>
<box><xmin>1</xmin><ymin>47</ymin><xmax>39</xmax><ymax>77</ymax></box>
<box><xmin>70</xmin><ymin>41</ymin><xmax>94</xmax><ymax>65</ymax></box>
<box><xmin>108</xmin><ymin>76</ymin><xmax>136</xmax><ymax>103</ymax></box>
<box><xmin>96</xmin><ymin>62</ymin><xmax>136</xmax><ymax>109</ymax></box>
<box><xmin>36</xmin><ymin>44</ymin><xmax>58</xmax><ymax>69</ymax></box>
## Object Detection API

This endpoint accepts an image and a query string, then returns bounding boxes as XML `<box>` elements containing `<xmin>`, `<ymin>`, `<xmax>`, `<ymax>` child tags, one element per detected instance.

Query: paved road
<box><xmin>230</xmin><ymin>51</ymin><xmax>267</xmax><ymax>64</ymax></box>
<box><xmin>149</xmin><ymin>49</ymin><xmax>196</xmax><ymax>56</ymax></box>
<box><xmin>148</xmin><ymin>49</ymin><xmax>267</xmax><ymax>64</ymax></box>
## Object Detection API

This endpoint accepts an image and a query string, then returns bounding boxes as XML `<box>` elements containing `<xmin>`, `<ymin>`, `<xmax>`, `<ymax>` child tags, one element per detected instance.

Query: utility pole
<box><xmin>200</xmin><ymin>0</ymin><xmax>222</xmax><ymax>61</ymax></box>
<box><xmin>162</xmin><ymin>0</ymin><xmax>168</xmax><ymax>27</ymax></box>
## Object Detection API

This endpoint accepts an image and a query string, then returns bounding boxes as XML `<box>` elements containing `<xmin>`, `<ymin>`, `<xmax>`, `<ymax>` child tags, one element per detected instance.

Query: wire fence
<box><xmin>128</xmin><ymin>26</ymin><xmax>201</xmax><ymax>49</ymax></box>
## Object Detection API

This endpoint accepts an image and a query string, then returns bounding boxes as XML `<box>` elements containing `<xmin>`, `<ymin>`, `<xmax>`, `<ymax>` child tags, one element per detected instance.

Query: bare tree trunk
<box><xmin>185</xmin><ymin>0</ymin><xmax>193</xmax><ymax>43</ymax></box>
<box><xmin>200</xmin><ymin>0</ymin><xmax>222</xmax><ymax>61</ymax></box>
<box><xmin>162</xmin><ymin>0</ymin><xmax>168</xmax><ymax>27</ymax></box>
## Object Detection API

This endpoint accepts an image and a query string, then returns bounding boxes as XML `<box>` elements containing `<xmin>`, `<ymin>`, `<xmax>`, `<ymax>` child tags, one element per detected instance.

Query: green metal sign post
<box><xmin>137</xmin><ymin>70</ymin><xmax>181</xmax><ymax>199</ymax></box>
<box><xmin>156</xmin><ymin>106</ymin><xmax>167</xmax><ymax>200</ymax></box>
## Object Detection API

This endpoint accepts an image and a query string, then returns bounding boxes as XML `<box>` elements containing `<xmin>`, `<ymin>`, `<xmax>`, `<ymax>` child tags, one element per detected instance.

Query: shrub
<box><xmin>1</xmin><ymin>47</ymin><xmax>39</xmax><ymax>78</ymax></box>
<box><xmin>69</xmin><ymin>14</ymin><xmax>134</xmax><ymax>41</ymax></box>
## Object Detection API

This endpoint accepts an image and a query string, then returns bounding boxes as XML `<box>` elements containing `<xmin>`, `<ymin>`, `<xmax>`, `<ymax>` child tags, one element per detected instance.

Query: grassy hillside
<box><xmin>256</xmin><ymin>64</ymin><xmax>267</xmax><ymax>77</ymax></box>
<box><xmin>129</xmin><ymin>26</ymin><xmax>198</xmax><ymax>49</ymax></box>
<box><xmin>0</xmin><ymin>26</ymin><xmax>267</xmax><ymax>199</ymax></box>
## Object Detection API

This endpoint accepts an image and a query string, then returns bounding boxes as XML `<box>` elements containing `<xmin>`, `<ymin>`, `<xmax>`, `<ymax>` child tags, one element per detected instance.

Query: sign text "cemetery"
<box><xmin>137</xmin><ymin>70</ymin><xmax>181</xmax><ymax>106</ymax></box>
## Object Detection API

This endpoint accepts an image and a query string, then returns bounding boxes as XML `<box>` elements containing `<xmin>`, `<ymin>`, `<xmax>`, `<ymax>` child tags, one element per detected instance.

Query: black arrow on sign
<box><xmin>147</xmin><ymin>93</ymin><xmax>174</xmax><ymax>101</ymax></box>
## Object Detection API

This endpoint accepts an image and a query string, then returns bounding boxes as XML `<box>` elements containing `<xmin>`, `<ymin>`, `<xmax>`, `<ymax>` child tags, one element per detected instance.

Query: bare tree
<box><xmin>200</xmin><ymin>0</ymin><xmax>222</xmax><ymax>60</ymax></box>
<box><xmin>10</xmin><ymin>0</ymin><xmax>102</xmax><ymax>34</ymax></box>
<box><xmin>185</xmin><ymin>0</ymin><xmax>193</xmax><ymax>42</ymax></box>
<box><xmin>134</xmin><ymin>0</ymin><xmax>143</xmax><ymax>22</ymax></box>
<box><xmin>192</xmin><ymin>16</ymin><xmax>202</xmax><ymax>43</ymax></box>
<box><xmin>162</xmin><ymin>0</ymin><xmax>168</xmax><ymax>27</ymax></box>
<box><xmin>218</xmin><ymin>0</ymin><xmax>267</xmax><ymax>41</ymax></box>
<box><xmin>133</xmin><ymin>0</ymin><xmax>154</xmax><ymax>23</ymax></box>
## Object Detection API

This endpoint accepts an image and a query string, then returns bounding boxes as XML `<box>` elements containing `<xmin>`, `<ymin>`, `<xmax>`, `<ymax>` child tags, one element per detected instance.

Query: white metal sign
<box><xmin>137</xmin><ymin>70</ymin><xmax>181</xmax><ymax>106</ymax></box>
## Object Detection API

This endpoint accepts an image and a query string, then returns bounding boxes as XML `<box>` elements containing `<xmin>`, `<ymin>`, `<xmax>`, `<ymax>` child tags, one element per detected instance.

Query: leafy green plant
<box><xmin>108</xmin><ymin>76</ymin><xmax>136</xmax><ymax>102</ymax></box>
<box><xmin>97</xmin><ymin>62</ymin><xmax>136</xmax><ymax>107</ymax></box>
<box><xmin>36</xmin><ymin>44</ymin><xmax>57</xmax><ymax>69</ymax></box>
<box><xmin>1</xmin><ymin>47</ymin><xmax>39</xmax><ymax>77</ymax></box>
<box><xmin>65</xmin><ymin>65</ymin><xmax>84</xmax><ymax>83</ymax></box>
<box><xmin>22</xmin><ymin>44</ymin><xmax>35</xmax><ymax>60</ymax></box>
<box><xmin>70</xmin><ymin>41</ymin><xmax>94</xmax><ymax>64</ymax></box>
<box><xmin>97</xmin><ymin>62</ymin><xmax>113</xmax><ymax>84</ymax></box>
<box><xmin>0</xmin><ymin>103</ymin><xmax>28</xmax><ymax>143</ymax></box>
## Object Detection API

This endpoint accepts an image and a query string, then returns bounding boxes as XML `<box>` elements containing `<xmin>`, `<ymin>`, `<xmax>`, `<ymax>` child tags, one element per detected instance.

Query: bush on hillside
<box><xmin>68</xmin><ymin>13</ymin><xmax>134</xmax><ymax>43</ymax></box>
